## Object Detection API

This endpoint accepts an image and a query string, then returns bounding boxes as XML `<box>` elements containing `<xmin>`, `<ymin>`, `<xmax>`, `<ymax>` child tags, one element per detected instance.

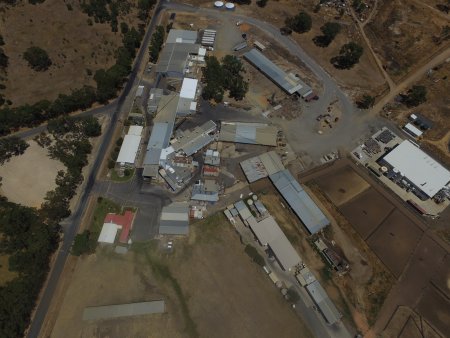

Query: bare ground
<box><xmin>0</xmin><ymin>140</ymin><xmax>64</xmax><ymax>208</ymax></box>
<box><xmin>0</xmin><ymin>0</ymin><xmax>138</xmax><ymax>106</ymax></box>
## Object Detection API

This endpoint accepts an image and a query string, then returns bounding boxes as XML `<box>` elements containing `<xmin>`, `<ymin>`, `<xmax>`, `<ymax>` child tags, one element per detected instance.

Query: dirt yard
<box><xmin>365</xmin><ymin>0</ymin><xmax>450</xmax><ymax>81</ymax></box>
<box><xmin>0</xmin><ymin>141</ymin><xmax>64</xmax><ymax>208</ymax></box>
<box><xmin>49</xmin><ymin>212</ymin><xmax>312</xmax><ymax>338</ymax></box>
<box><xmin>0</xmin><ymin>0</ymin><xmax>137</xmax><ymax>106</ymax></box>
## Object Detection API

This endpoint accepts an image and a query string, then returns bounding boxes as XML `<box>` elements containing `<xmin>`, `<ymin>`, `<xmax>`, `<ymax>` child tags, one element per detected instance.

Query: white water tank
<box><xmin>225</xmin><ymin>2</ymin><xmax>235</xmax><ymax>10</ymax></box>
<box><xmin>214</xmin><ymin>1</ymin><xmax>224</xmax><ymax>7</ymax></box>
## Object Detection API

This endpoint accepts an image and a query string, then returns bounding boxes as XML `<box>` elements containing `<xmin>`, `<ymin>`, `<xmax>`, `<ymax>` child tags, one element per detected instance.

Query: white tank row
<box><xmin>214</xmin><ymin>1</ymin><xmax>236</xmax><ymax>9</ymax></box>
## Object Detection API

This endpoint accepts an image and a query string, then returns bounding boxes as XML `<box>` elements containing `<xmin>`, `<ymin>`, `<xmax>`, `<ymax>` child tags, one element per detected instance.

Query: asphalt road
<box><xmin>25</xmin><ymin>2</ymin><xmax>166</xmax><ymax>336</ymax></box>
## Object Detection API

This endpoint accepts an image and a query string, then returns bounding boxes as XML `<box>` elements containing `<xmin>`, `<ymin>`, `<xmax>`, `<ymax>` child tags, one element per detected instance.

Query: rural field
<box><xmin>0</xmin><ymin>0</ymin><xmax>138</xmax><ymax>106</ymax></box>
<box><xmin>302</xmin><ymin>159</ymin><xmax>450</xmax><ymax>337</ymax></box>
<box><xmin>365</xmin><ymin>0</ymin><xmax>450</xmax><ymax>81</ymax></box>
<box><xmin>0</xmin><ymin>140</ymin><xmax>64</xmax><ymax>207</ymax></box>
<box><xmin>49</xmin><ymin>212</ymin><xmax>312</xmax><ymax>338</ymax></box>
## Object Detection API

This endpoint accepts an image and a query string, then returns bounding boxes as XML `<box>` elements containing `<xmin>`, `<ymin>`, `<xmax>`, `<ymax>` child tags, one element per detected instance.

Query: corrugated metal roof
<box><xmin>159</xmin><ymin>202</ymin><xmax>189</xmax><ymax>235</ymax></box>
<box><xmin>172</xmin><ymin>120</ymin><xmax>216</xmax><ymax>156</ymax></box>
<box><xmin>270</xmin><ymin>169</ymin><xmax>329</xmax><ymax>234</ymax></box>
<box><xmin>166</xmin><ymin>29</ymin><xmax>198</xmax><ymax>44</ymax></box>
<box><xmin>143</xmin><ymin>123</ymin><xmax>173</xmax><ymax>166</ymax></box>
<box><xmin>244</xmin><ymin>49</ymin><xmax>303</xmax><ymax>94</ymax></box>
<box><xmin>218</xmin><ymin>122</ymin><xmax>277</xmax><ymax>146</ymax></box>
<box><xmin>83</xmin><ymin>301</ymin><xmax>165</xmax><ymax>320</ymax></box>
<box><xmin>248</xmin><ymin>215</ymin><xmax>302</xmax><ymax>271</ymax></box>
<box><xmin>116</xmin><ymin>134</ymin><xmax>141</xmax><ymax>164</ymax></box>
<box><xmin>156</xmin><ymin>43</ymin><xmax>200</xmax><ymax>76</ymax></box>
<box><xmin>306</xmin><ymin>280</ymin><xmax>341</xmax><ymax>324</ymax></box>
<box><xmin>259</xmin><ymin>151</ymin><xmax>284</xmax><ymax>175</ymax></box>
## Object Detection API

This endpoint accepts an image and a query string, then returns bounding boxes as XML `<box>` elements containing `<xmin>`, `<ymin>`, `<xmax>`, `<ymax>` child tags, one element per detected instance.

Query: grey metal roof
<box><xmin>147</xmin><ymin>88</ymin><xmax>164</xmax><ymax>113</ymax></box>
<box><xmin>172</xmin><ymin>120</ymin><xmax>216</xmax><ymax>156</ymax></box>
<box><xmin>143</xmin><ymin>164</ymin><xmax>160</xmax><ymax>178</ymax></box>
<box><xmin>219</xmin><ymin>122</ymin><xmax>278</xmax><ymax>146</ymax></box>
<box><xmin>191</xmin><ymin>181</ymin><xmax>219</xmax><ymax>202</ymax></box>
<box><xmin>82</xmin><ymin>301</ymin><xmax>165</xmax><ymax>321</ymax></box>
<box><xmin>143</xmin><ymin>122</ymin><xmax>173</xmax><ymax>166</ymax></box>
<box><xmin>306</xmin><ymin>280</ymin><xmax>341</xmax><ymax>324</ymax></box>
<box><xmin>156</xmin><ymin>43</ymin><xmax>200</xmax><ymax>76</ymax></box>
<box><xmin>159</xmin><ymin>202</ymin><xmax>189</xmax><ymax>235</ymax></box>
<box><xmin>243</xmin><ymin>49</ymin><xmax>303</xmax><ymax>94</ymax></box>
<box><xmin>166</xmin><ymin>29</ymin><xmax>198</xmax><ymax>44</ymax></box>
<box><xmin>239</xmin><ymin>151</ymin><xmax>284</xmax><ymax>183</ymax></box>
<box><xmin>154</xmin><ymin>93</ymin><xmax>179</xmax><ymax>124</ymax></box>
<box><xmin>269</xmin><ymin>169</ymin><xmax>329</xmax><ymax>234</ymax></box>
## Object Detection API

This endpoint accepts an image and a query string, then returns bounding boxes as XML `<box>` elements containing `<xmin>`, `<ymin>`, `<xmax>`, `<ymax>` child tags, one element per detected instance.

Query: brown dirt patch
<box><xmin>367</xmin><ymin>210</ymin><xmax>423</xmax><ymax>277</ymax></box>
<box><xmin>315</xmin><ymin>165</ymin><xmax>371</xmax><ymax>206</ymax></box>
<box><xmin>340</xmin><ymin>188</ymin><xmax>395</xmax><ymax>240</ymax></box>
<box><xmin>0</xmin><ymin>0</ymin><xmax>134</xmax><ymax>106</ymax></box>
<box><xmin>0</xmin><ymin>141</ymin><xmax>64</xmax><ymax>208</ymax></box>
<box><xmin>365</xmin><ymin>0</ymin><xmax>450</xmax><ymax>81</ymax></box>
<box><xmin>416</xmin><ymin>286</ymin><xmax>450</xmax><ymax>336</ymax></box>
<box><xmin>50</xmin><ymin>249</ymin><xmax>184</xmax><ymax>338</ymax></box>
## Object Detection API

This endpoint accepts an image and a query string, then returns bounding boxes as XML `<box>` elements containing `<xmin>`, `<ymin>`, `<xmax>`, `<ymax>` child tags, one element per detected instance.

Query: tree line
<box><xmin>202</xmin><ymin>55</ymin><xmax>249</xmax><ymax>103</ymax></box>
<box><xmin>0</xmin><ymin>115</ymin><xmax>101</xmax><ymax>338</ymax></box>
<box><xmin>0</xmin><ymin>23</ymin><xmax>143</xmax><ymax>136</ymax></box>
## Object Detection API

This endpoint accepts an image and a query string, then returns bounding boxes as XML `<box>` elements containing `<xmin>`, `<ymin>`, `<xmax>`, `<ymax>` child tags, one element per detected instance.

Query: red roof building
<box><xmin>103</xmin><ymin>210</ymin><xmax>135</xmax><ymax>244</ymax></box>
<box><xmin>203</xmin><ymin>165</ymin><xmax>219</xmax><ymax>177</ymax></box>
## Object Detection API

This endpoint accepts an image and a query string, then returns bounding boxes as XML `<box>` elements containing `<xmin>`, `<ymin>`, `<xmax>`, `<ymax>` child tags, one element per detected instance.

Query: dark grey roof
<box><xmin>243</xmin><ymin>49</ymin><xmax>304</xmax><ymax>94</ymax></box>
<box><xmin>306</xmin><ymin>280</ymin><xmax>341</xmax><ymax>324</ymax></box>
<box><xmin>269</xmin><ymin>169</ymin><xmax>329</xmax><ymax>234</ymax></box>
<box><xmin>82</xmin><ymin>301</ymin><xmax>165</xmax><ymax>321</ymax></box>
<box><xmin>173</xmin><ymin>120</ymin><xmax>216</xmax><ymax>156</ymax></box>
<box><xmin>156</xmin><ymin>43</ymin><xmax>200</xmax><ymax>76</ymax></box>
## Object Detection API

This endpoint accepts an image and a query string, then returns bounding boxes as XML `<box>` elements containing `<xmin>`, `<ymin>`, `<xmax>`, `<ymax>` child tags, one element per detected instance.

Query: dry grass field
<box><xmin>0</xmin><ymin>141</ymin><xmax>64</xmax><ymax>208</ymax></box>
<box><xmin>49</xmin><ymin>212</ymin><xmax>312</xmax><ymax>338</ymax></box>
<box><xmin>0</xmin><ymin>0</ymin><xmax>138</xmax><ymax>106</ymax></box>
<box><xmin>365</xmin><ymin>0</ymin><xmax>450</xmax><ymax>81</ymax></box>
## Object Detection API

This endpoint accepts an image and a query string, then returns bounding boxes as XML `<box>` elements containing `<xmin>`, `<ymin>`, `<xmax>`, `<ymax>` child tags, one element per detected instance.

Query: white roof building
<box><xmin>179</xmin><ymin>78</ymin><xmax>198</xmax><ymax>99</ymax></box>
<box><xmin>116</xmin><ymin>134</ymin><xmax>141</xmax><ymax>165</ymax></box>
<box><xmin>403</xmin><ymin>123</ymin><xmax>423</xmax><ymax>138</ymax></box>
<box><xmin>383</xmin><ymin>140</ymin><xmax>450</xmax><ymax>197</ymax></box>
<box><xmin>128</xmin><ymin>125</ymin><xmax>143</xmax><ymax>136</ymax></box>
<box><xmin>98</xmin><ymin>223</ymin><xmax>119</xmax><ymax>244</ymax></box>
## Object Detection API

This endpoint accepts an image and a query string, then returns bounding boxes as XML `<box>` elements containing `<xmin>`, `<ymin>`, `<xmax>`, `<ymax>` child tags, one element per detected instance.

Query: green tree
<box><xmin>0</xmin><ymin>136</ymin><xmax>29</xmax><ymax>165</ymax></box>
<box><xmin>331</xmin><ymin>42</ymin><xmax>363</xmax><ymax>69</ymax></box>
<box><xmin>256</xmin><ymin>0</ymin><xmax>268</xmax><ymax>7</ymax></box>
<box><xmin>23</xmin><ymin>46</ymin><xmax>52</xmax><ymax>71</ymax></box>
<box><xmin>0</xmin><ymin>48</ymin><xmax>8</xmax><ymax>68</ymax></box>
<box><xmin>244</xmin><ymin>244</ymin><xmax>265</xmax><ymax>266</ymax></box>
<box><xmin>313</xmin><ymin>22</ymin><xmax>341</xmax><ymax>47</ymax></box>
<box><xmin>120</xmin><ymin>22</ymin><xmax>129</xmax><ymax>34</ymax></box>
<box><xmin>356</xmin><ymin>94</ymin><xmax>375</xmax><ymax>109</ymax></box>
<box><xmin>148</xmin><ymin>25</ymin><xmax>165</xmax><ymax>63</ymax></box>
<box><xmin>286</xmin><ymin>11</ymin><xmax>312</xmax><ymax>34</ymax></box>
<box><xmin>286</xmin><ymin>288</ymin><xmax>300</xmax><ymax>303</ymax></box>
<box><xmin>403</xmin><ymin>85</ymin><xmax>427</xmax><ymax>107</ymax></box>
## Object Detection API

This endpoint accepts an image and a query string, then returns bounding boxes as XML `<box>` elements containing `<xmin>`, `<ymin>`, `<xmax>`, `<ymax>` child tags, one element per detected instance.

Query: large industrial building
<box><xmin>271</xmin><ymin>169</ymin><xmax>330</xmax><ymax>234</ymax></box>
<box><xmin>243</xmin><ymin>49</ymin><xmax>315</xmax><ymax>100</ymax></box>
<box><xmin>219</xmin><ymin>121</ymin><xmax>278</xmax><ymax>146</ymax></box>
<box><xmin>172</xmin><ymin>120</ymin><xmax>217</xmax><ymax>156</ymax></box>
<box><xmin>381</xmin><ymin>140</ymin><xmax>450</xmax><ymax>198</ymax></box>
<box><xmin>240</xmin><ymin>151</ymin><xmax>329</xmax><ymax>234</ymax></box>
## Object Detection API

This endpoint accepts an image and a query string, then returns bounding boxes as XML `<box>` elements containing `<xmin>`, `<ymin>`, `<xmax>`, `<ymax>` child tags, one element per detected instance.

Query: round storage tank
<box><xmin>225</xmin><ymin>2</ymin><xmax>235</xmax><ymax>10</ymax></box>
<box><xmin>252</xmin><ymin>194</ymin><xmax>258</xmax><ymax>200</ymax></box>
<box><xmin>247</xmin><ymin>199</ymin><xmax>253</xmax><ymax>205</ymax></box>
<box><xmin>214</xmin><ymin>1</ymin><xmax>224</xmax><ymax>7</ymax></box>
